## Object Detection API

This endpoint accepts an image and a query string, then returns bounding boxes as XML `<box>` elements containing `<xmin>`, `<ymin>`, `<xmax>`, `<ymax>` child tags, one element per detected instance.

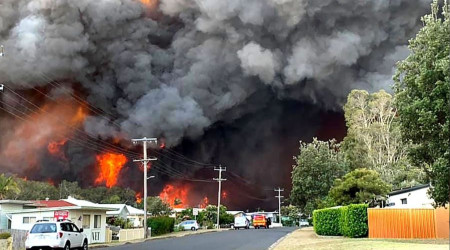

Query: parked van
<box><xmin>234</xmin><ymin>216</ymin><xmax>249</xmax><ymax>229</ymax></box>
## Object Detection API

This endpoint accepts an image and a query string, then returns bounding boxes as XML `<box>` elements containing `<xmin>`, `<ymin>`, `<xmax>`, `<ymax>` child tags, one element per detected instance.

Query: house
<box><xmin>103</xmin><ymin>204</ymin><xmax>145</xmax><ymax>228</ymax></box>
<box><xmin>7</xmin><ymin>196</ymin><xmax>117</xmax><ymax>244</ymax></box>
<box><xmin>0</xmin><ymin>200</ymin><xmax>36</xmax><ymax>230</ymax></box>
<box><xmin>387</xmin><ymin>184</ymin><xmax>433</xmax><ymax>208</ymax></box>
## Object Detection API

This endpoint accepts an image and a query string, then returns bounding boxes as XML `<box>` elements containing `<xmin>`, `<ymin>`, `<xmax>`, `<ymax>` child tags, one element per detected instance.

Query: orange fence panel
<box><xmin>368</xmin><ymin>208</ymin><xmax>443</xmax><ymax>239</ymax></box>
<box><xmin>435</xmin><ymin>207</ymin><xmax>449</xmax><ymax>239</ymax></box>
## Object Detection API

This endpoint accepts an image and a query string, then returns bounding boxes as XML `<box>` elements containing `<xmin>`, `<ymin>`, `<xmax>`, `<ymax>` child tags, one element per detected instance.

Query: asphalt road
<box><xmin>102</xmin><ymin>227</ymin><xmax>296</xmax><ymax>250</ymax></box>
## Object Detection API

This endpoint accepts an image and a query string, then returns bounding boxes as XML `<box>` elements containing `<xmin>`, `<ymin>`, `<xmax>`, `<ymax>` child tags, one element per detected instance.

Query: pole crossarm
<box><xmin>133</xmin><ymin>158</ymin><xmax>157</xmax><ymax>162</ymax></box>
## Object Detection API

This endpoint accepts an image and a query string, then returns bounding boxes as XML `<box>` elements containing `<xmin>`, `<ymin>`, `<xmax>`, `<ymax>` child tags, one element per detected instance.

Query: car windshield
<box><xmin>30</xmin><ymin>223</ymin><xmax>57</xmax><ymax>233</ymax></box>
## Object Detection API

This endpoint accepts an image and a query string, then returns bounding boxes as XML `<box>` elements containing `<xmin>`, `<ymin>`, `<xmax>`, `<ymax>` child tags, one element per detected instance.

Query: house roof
<box><xmin>61</xmin><ymin>196</ymin><xmax>116</xmax><ymax>211</ymax></box>
<box><xmin>34</xmin><ymin>200</ymin><xmax>75</xmax><ymax>208</ymax></box>
<box><xmin>389</xmin><ymin>183</ymin><xmax>430</xmax><ymax>196</ymax></box>
<box><xmin>103</xmin><ymin>204</ymin><xmax>128</xmax><ymax>215</ymax></box>
<box><xmin>0</xmin><ymin>200</ymin><xmax>35</xmax><ymax>205</ymax></box>
<box><xmin>126</xmin><ymin>205</ymin><xmax>145</xmax><ymax>215</ymax></box>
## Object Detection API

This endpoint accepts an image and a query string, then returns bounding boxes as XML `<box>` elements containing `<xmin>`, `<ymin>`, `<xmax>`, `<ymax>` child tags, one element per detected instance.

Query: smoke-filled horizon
<box><xmin>0</xmin><ymin>0</ymin><xmax>431</xmax><ymax>209</ymax></box>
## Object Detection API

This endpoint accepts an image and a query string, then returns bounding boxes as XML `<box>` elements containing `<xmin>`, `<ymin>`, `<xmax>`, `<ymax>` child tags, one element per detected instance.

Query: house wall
<box><xmin>127</xmin><ymin>215</ymin><xmax>144</xmax><ymax>227</ymax></box>
<box><xmin>10</xmin><ymin>209</ymin><xmax>108</xmax><ymax>243</ymax></box>
<box><xmin>0</xmin><ymin>204</ymin><xmax>25</xmax><ymax>230</ymax></box>
<box><xmin>387</xmin><ymin>188</ymin><xmax>434</xmax><ymax>208</ymax></box>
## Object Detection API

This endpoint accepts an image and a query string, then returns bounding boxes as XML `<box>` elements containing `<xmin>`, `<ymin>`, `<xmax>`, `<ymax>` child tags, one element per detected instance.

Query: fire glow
<box><xmin>0</xmin><ymin>100</ymin><xmax>87</xmax><ymax>172</ymax></box>
<box><xmin>159</xmin><ymin>184</ymin><xmax>189</xmax><ymax>208</ymax></box>
<box><xmin>95</xmin><ymin>153</ymin><xmax>127</xmax><ymax>188</ymax></box>
<box><xmin>136</xmin><ymin>192</ymin><xmax>143</xmax><ymax>204</ymax></box>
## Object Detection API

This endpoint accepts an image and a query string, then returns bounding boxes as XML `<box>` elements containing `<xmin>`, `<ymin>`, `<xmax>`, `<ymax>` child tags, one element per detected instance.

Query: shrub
<box><xmin>340</xmin><ymin>204</ymin><xmax>368</xmax><ymax>237</ymax></box>
<box><xmin>313</xmin><ymin>207</ymin><xmax>342</xmax><ymax>236</ymax></box>
<box><xmin>0</xmin><ymin>232</ymin><xmax>11</xmax><ymax>239</ymax></box>
<box><xmin>147</xmin><ymin>216</ymin><xmax>175</xmax><ymax>236</ymax></box>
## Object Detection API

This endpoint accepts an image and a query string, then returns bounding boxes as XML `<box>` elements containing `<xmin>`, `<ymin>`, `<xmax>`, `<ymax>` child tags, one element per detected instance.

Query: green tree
<box><xmin>394</xmin><ymin>0</ymin><xmax>450</xmax><ymax>206</ymax></box>
<box><xmin>290</xmin><ymin>138</ymin><xmax>348</xmax><ymax>214</ymax></box>
<box><xmin>147</xmin><ymin>196</ymin><xmax>172</xmax><ymax>216</ymax></box>
<box><xmin>328</xmin><ymin>168</ymin><xmax>391</xmax><ymax>206</ymax></box>
<box><xmin>15</xmin><ymin>179</ymin><xmax>59</xmax><ymax>200</ymax></box>
<box><xmin>0</xmin><ymin>174</ymin><xmax>20</xmax><ymax>199</ymax></box>
<box><xmin>343</xmin><ymin>89</ymin><xmax>425</xmax><ymax>187</ymax></box>
<box><xmin>281</xmin><ymin>205</ymin><xmax>300</xmax><ymax>221</ymax></box>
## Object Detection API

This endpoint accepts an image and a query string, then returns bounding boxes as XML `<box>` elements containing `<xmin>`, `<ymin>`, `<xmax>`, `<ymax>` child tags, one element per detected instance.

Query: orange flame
<box><xmin>159</xmin><ymin>184</ymin><xmax>189</xmax><ymax>208</ymax></box>
<box><xmin>140</xmin><ymin>0</ymin><xmax>158</xmax><ymax>8</ymax></box>
<box><xmin>199</xmin><ymin>196</ymin><xmax>209</xmax><ymax>208</ymax></box>
<box><xmin>136</xmin><ymin>192</ymin><xmax>143</xmax><ymax>204</ymax></box>
<box><xmin>222</xmin><ymin>191</ymin><xmax>228</xmax><ymax>199</ymax></box>
<box><xmin>95</xmin><ymin>153</ymin><xmax>127</xmax><ymax>188</ymax></box>
<box><xmin>0</xmin><ymin>99</ymin><xmax>87</xmax><ymax>172</ymax></box>
<box><xmin>47</xmin><ymin>138</ymin><xmax>68</xmax><ymax>160</ymax></box>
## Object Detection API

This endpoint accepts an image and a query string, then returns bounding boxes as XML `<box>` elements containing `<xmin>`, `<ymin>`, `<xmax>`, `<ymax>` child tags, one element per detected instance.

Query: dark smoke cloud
<box><xmin>0</xmin><ymin>0</ymin><xmax>431</xmax><ymax>197</ymax></box>
<box><xmin>0</xmin><ymin>0</ymin><xmax>431</xmax><ymax>146</ymax></box>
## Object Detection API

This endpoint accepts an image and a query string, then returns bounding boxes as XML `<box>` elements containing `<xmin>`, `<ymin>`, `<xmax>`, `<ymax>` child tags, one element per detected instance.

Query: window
<box><xmin>94</xmin><ymin>215</ymin><xmax>101</xmax><ymax>229</ymax></box>
<box><xmin>43</xmin><ymin>217</ymin><xmax>53</xmax><ymax>222</ymax></box>
<box><xmin>60</xmin><ymin>223</ymin><xmax>69</xmax><ymax>231</ymax></box>
<box><xmin>23</xmin><ymin>217</ymin><xmax>36</xmax><ymax>224</ymax></box>
<box><xmin>82</xmin><ymin>215</ymin><xmax>90</xmax><ymax>229</ymax></box>
<box><xmin>401</xmin><ymin>198</ymin><xmax>407</xmax><ymax>204</ymax></box>
<box><xmin>30</xmin><ymin>223</ymin><xmax>57</xmax><ymax>233</ymax></box>
<box><xmin>72</xmin><ymin>223</ymin><xmax>80</xmax><ymax>232</ymax></box>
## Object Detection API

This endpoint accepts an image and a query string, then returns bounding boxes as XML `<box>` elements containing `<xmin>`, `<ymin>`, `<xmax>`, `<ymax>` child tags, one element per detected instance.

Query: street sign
<box><xmin>54</xmin><ymin>210</ymin><xmax>69</xmax><ymax>220</ymax></box>
<box><xmin>193</xmin><ymin>208</ymin><xmax>199</xmax><ymax>216</ymax></box>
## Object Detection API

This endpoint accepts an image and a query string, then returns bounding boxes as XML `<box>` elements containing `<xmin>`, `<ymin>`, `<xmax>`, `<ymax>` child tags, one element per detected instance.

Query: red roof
<box><xmin>34</xmin><ymin>200</ymin><xmax>76</xmax><ymax>208</ymax></box>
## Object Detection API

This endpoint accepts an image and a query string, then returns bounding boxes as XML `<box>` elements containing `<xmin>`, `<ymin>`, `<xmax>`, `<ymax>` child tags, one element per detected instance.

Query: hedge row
<box><xmin>0</xmin><ymin>232</ymin><xmax>11</xmax><ymax>239</ymax></box>
<box><xmin>147</xmin><ymin>216</ymin><xmax>175</xmax><ymax>236</ymax></box>
<box><xmin>313</xmin><ymin>204</ymin><xmax>368</xmax><ymax>238</ymax></box>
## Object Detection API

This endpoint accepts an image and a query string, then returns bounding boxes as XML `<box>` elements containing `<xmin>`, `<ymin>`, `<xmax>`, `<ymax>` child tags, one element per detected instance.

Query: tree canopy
<box><xmin>328</xmin><ymin>168</ymin><xmax>391</xmax><ymax>206</ymax></box>
<box><xmin>342</xmin><ymin>89</ymin><xmax>425</xmax><ymax>187</ymax></box>
<box><xmin>290</xmin><ymin>138</ymin><xmax>348</xmax><ymax>214</ymax></box>
<box><xmin>394</xmin><ymin>0</ymin><xmax>450</xmax><ymax>206</ymax></box>
<box><xmin>0</xmin><ymin>174</ymin><xmax>20</xmax><ymax>199</ymax></box>
<box><xmin>147</xmin><ymin>196</ymin><xmax>172</xmax><ymax>216</ymax></box>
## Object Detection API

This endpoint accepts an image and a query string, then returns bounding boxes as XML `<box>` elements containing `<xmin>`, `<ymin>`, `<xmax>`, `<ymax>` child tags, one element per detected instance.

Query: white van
<box><xmin>234</xmin><ymin>216</ymin><xmax>249</xmax><ymax>230</ymax></box>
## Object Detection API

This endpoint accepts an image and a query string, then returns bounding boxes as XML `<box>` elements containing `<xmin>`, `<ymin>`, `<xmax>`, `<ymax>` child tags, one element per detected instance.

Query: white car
<box><xmin>25</xmin><ymin>220</ymin><xmax>88</xmax><ymax>250</ymax></box>
<box><xmin>177</xmin><ymin>220</ymin><xmax>199</xmax><ymax>231</ymax></box>
<box><xmin>233</xmin><ymin>216</ymin><xmax>249</xmax><ymax>229</ymax></box>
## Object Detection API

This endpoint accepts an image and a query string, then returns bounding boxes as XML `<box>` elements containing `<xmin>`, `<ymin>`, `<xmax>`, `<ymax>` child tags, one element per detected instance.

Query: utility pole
<box><xmin>0</xmin><ymin>45</ymin><xmax>4</xmax><ymax>92</ymax></box>
<box><xmin>274</xmin><ymin>187</ymin><xmax>284</xmax><ymax>225</ymax></box>
<box><xmin>132</xmin><ymin>137</ymin><xmax>157</xmax><ymax>238</ymax></box>
<box><xmin>213</xmin><ymin>165</ymin><xmax>226</xmax><ymax>229</ymax></box>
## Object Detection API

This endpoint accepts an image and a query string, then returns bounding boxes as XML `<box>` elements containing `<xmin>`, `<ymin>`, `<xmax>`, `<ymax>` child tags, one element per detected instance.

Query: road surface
<box><xmin>101</xmin><ymin>227</ymin><xmax>296</xmax><ymax>250</ymax></box>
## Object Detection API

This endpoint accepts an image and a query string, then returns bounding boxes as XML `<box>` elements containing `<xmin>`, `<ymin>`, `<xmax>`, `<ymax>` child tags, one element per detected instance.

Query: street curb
<box><xmin>267</xmin><ymin>230</ymin><xmax>295</xmax><ymax>250</ymax></box>
<box><xmin>90</xmin><ymin>229</ymin><xmax>228</xmax><ymax>248</ymax></box>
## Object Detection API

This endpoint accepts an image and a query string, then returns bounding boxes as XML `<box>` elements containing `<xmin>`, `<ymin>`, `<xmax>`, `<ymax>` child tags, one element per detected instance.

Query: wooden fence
<box><xmin>0</xmin><ymin>229</ymin><xmax>27</xmax><ymax>250</ymax></box>
<box><xmin>368</xmin><ymin>207</ymin><xmax>449</xmax><ymax>239</ymax></box>
<box><xmin>117</xmin><ymin>228</ymin><xmax>144</xmax><ymax>242</ymax></box>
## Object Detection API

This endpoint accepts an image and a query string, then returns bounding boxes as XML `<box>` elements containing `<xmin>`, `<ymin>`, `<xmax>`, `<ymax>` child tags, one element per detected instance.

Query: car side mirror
<box><xmin>80</xmin><ymin>228</ymin><xmax>84</xmax><ymax>232</ymax></box>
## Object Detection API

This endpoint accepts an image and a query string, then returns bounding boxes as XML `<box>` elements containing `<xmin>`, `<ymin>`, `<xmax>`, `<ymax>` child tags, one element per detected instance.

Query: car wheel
<box><xmin>191</xmin><ymin>227</ymin><xmax>195</xmax><ymax>231</ymax></box>
<box><xmin>64</xmin><ymin>242</ymin><xmax>70</xmax><ymax>250</ymax></box>
<box><xmin>82</xmin><ymin>240</ymin><xmax>88</xmax><ymax>250</ymax></box>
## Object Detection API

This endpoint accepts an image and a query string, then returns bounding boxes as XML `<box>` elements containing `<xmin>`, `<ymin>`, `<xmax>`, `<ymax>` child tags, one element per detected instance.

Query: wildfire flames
<box><xmin>136</xmin><ymin>192</ymin><xmax>143</xmax><ymax>204</ymax></box>
<box><xmin>222</xmin><ymin>191</ymin><xmax>228</xmax><ymax>199</ymax></box>
<box><xmin>47</xmin><ymin>138</ymin><xmax>68</xmax><ymax>160</ymax></box>
<box><xmin>0</xmin><ymin>100</ymin><xmax>87</xmax><ymax>172</ymax></box>
<box><xmin>199</xmin><ymin>197</ymin><xmax>209</xmax><ymax>208</ymax></box>
<box><xmin>95</xmin><ymin>153</ymin><xmax>127</xmax><ymax>188</ymax></box>
<box><xmin>159</xmin><ymin>184</ymin><xmax>189</xmax><ymax>208</ymax></box>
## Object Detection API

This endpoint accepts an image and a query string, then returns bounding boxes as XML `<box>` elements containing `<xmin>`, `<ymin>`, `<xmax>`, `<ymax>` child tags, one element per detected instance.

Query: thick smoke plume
<box><xmin>0</xmin><ymin>0</ymin><xmax>431</xmax><ymax>207</ymax></box>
